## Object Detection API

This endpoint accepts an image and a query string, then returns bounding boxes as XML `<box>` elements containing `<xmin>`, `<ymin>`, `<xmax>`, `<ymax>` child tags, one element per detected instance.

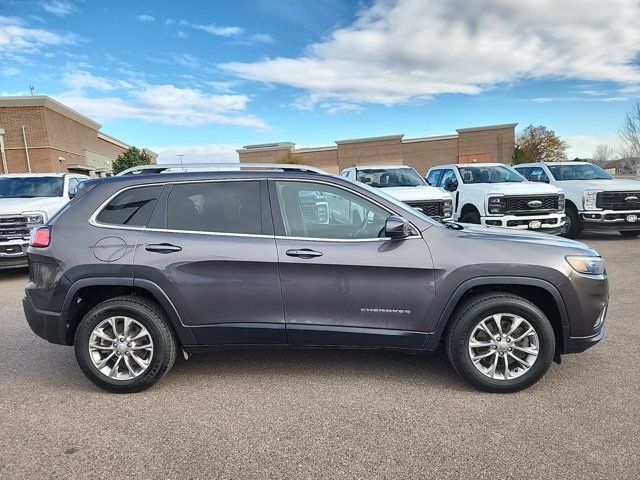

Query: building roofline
<box><xmin>402</xmin><ymin>134</ymin><xmax>459</xmax><ymax>144</ymax></box>
<box><xmin>0</xmin><ymin>95</ymin><xmax>102</xmax><ymax>131</ymax></box>
<box><xmin>97</xmin><ymin>131</ymin><xmax>130</xmax><ymax>149</ymax></box>
<box><xmin>456</xmin><ymin>123</ymin><xmax>518</xmax><ymax>133</ymax></box>
<box><xmin>294</xmin><ymin>146</ymin><xmax>338</xmax><ymax>153</ymax></box>
<box><xmin>335</xmin><ymin>134</ymin><xmax>404</xmax><ymax>145</ymax></box>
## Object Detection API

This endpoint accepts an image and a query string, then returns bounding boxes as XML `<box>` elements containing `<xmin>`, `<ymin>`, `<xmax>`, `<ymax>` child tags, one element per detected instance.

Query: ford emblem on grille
<box><xmin>527</xmin><ymin>200</ymin><xmax>543</xmax><ymax>208</ymax></box>
<box><xmin>625</xmin><ymin>196</ymin><xmax>638</xmax><ymax>203</ymax></box>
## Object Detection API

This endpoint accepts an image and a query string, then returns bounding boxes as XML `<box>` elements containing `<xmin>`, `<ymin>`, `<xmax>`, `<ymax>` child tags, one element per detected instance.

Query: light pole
<box><xmin>177</xmin><ymin>154</ymin><xmax>184</xmax><ymax>164</ymax></box>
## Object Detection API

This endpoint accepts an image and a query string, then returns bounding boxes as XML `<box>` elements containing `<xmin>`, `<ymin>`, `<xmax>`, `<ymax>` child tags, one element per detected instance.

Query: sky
<box><xmin>1</xmin><ymin>0</ymin><xmax>639</xmax><ymax>163</ymax></box>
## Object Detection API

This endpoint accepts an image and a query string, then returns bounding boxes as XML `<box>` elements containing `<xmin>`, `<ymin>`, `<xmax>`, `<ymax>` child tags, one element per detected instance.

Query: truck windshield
<box><xmin>547</xmin><ymin>164</ymin><xmax>614</xmax><ymax>181</ymax></box>
<box><xmin>458</xmin><ymin>166</ymin><xmax>524</xmax><ymax>184</ymax></box>
<box><xmin>0</xmin><ymin>177</ymin><xmax>64</xmax><ymax>198</ymax></box>
<box><xmin>356</xmin><ymin>168</ymin><xmax>427</xmax><ymax>188</ymax></box>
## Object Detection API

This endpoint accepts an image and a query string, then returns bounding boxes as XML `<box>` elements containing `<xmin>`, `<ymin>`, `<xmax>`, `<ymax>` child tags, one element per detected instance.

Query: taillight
<box><xmin>30</xmin><ymin>227</ymin><xmax>51</xmax><ymax>248</ymax></box>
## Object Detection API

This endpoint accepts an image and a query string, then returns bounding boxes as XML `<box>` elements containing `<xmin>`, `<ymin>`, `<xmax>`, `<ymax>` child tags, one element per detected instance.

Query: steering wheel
<box><xmin>349</xmin><ymin>210</ymin><xmax>369</xmax><ymax>238</ymax></box>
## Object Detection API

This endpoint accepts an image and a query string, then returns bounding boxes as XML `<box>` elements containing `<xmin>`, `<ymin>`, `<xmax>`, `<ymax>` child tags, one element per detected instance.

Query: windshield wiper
<box><xmin>444</xmin><ymin>222</ymin><xmax>464</xmax><ymax>230</ymax></box>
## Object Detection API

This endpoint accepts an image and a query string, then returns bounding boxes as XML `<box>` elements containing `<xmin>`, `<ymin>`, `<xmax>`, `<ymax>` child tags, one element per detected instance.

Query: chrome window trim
<box><xmin>89</xmin><ymin>177</ymin><xmax>424</xmax><ymax>241</ymax></box>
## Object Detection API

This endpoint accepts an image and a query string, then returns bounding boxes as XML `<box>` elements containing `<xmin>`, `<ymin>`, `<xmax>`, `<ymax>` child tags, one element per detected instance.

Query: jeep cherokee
<box><xmin>23</xmin><ymin>163</ymin><xmax>608</xmax><ymax>393</ymax></box>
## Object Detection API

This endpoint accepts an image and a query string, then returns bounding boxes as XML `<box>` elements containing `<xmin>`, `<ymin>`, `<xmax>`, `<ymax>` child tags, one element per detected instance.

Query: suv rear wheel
<box><xmin>446</xmin><ymin>292</ymin><xmax>555</xmax><ymax>393</ymax></box>
<box><xmin>74</xmin><ymin>296</ymin><xmax>178</xmax><ymax>393</ymax></box>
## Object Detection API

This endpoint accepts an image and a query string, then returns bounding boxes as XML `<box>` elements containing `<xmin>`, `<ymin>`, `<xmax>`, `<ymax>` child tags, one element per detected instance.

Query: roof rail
<box><xmin>116</xmin><ymin>163</ymin><xmax>327</xmax><ymax>176</ymax></box>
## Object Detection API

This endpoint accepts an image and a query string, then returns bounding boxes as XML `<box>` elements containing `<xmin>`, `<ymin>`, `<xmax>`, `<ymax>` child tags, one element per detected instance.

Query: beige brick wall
<box><xmin>336</xmin><ymin>135</ymin><xmax>404</xmax><ymax>171</ymax></box>
<box><xmin>402</xmin><ymin>137</ymin><xmax>460</xmax><ymax>175</ymax></box>
<box><xmin>0</xmin><ymin>103</ymin><xmax>129</xmax><ymax>174</ymax></box>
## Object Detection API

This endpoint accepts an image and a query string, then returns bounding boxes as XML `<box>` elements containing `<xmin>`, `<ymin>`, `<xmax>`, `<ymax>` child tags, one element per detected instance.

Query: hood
<box><xmin>457</xmin><ymin>224</ymin><xmax>596</xmax><ymax>252</ymax></box>
<box><xmin>556</xmin><ymin>178</ymin><xmax>640</xmax><ymax>191</ymax></box>
<box><xmin>378</xmin><ymin>186</ymin><xmax>450</xmax><ymax>202</ymax></box>
<box><xmin>0</xmin><ymin>197</ymin><xmax>65</xmax><ymax>217</ymax></box>
<box><xmin>479</xmin><ymin>182</ymin><xmax>562</xmax><ymax>196</ymax></box>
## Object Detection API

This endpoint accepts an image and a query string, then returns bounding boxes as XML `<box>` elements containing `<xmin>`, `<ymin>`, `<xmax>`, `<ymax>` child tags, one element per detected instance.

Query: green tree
<box><xmin>515</xmin><ymin>125</ymin><xmax>568</xmax><ymax>163</ymax></box>
<box><xmin>112</xmin><ymin>147</ymin><xmax>152</xmax><ymax>174</ymax></box>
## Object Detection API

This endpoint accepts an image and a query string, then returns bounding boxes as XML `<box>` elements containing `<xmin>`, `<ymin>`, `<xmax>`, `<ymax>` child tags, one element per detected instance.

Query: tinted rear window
<box><xmin>166</xmin><ymin>181</ymin><xmax>262</xmax><ymax>234</ymax></box>
<box><xmin>96</xmin><ymin>185</ymin><xmax>163</xmax><ymax>227</ymax></box>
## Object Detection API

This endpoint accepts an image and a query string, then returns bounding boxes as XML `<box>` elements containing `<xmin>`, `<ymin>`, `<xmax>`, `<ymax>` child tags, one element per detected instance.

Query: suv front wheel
<box><xmin>446</xmin><ymin>292</ymin><xmax>555</xmax><ymax>393</ymax></box>
<box><xmin>74</xmin><ymin>296</ymin><xmax>178</xmax><ymax>393</ymax></box>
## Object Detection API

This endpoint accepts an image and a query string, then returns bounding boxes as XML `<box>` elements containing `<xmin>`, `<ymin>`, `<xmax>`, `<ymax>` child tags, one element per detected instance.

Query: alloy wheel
<box><xmin>468</xmin><ymin>313</ymin><xmax>539</xmax><ymax>380</ymax></box>
<box><xmin>88</xmin><ymin>316</ymin><xmax>154</xmax><ymax>380</ymax></box>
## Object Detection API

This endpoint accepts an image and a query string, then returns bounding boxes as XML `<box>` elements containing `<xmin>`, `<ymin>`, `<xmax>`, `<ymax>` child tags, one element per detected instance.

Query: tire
<box><xmin>460</xmin><ymin>210</ymin><xmax>481</xmax><ymax>224</ymax></box>
<box><xmin>620</xmin><ymin>230</ymin><xmax>640</xmax><ymax>237</ymax></box>
<box><xmin>74</xmin><ymin>296</ymin><xmax>179</xmax><ymax>393</ymax></box>
<box><xmin>560</xmin><ymin>206</ymin><xmax>582</xmax><ymax>239</ymax></box>
<box><xmin>445</xmin><ymin>292</ymin><xmax>555</xmax><ymax>393</ymax></box>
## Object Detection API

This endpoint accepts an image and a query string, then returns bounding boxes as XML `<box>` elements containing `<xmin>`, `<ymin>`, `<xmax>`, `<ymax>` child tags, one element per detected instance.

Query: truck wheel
<box><xmin>620</xmin><ymin>230</ymin><xmax>640</xmax><ymax>237</ymax></box>
<box><xmin>460</xmin><ymin>210</ymin><xmax>481</xmax><ymax>224</ymax></box>
<box><xmin>560</xmin><ymin>206</ymin><xmax>582</xmax><ymax>238</ymax></box>
<box><xmin>74</xmin><ymin>296</ymin><xmax>178</xmax><ymax>393</ymax></box>
<box><xmin>446</xmin><ymin>292</ymin><xmax>555</xmax><ymax>393</ymax></box>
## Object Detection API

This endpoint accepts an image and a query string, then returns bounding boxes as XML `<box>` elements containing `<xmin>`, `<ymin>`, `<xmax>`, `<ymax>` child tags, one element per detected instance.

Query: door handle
<box><xmin>145</xmin><ymin>243</ymin><xmax>182</xmax><ymax>254</ymax></box>
<box><xmin>286</xmin><ymin>248</ymin><xmax>323</xmax><ymax>259</ymax></box>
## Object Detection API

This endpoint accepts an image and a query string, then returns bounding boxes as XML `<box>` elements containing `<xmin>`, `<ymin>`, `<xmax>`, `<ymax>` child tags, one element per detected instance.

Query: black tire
<box><xmin>620</xmin><ymin>230</ymin><xmax>640</xmax><ymax>237</ymax></box>
<box><xmin>460</xmin><ymin>210</ymin><xmax>481</xmax><ymax>224</ymax></box>
<box><xmin>445</xmin><ymin>292</ymin><xmax>555</xmax><ymax>393</ymax></box>
<box><xmin>560</xmin><ymin>205</ymin><xmax>582</xmax><ymax>239</ymax></box>
<box><xmin>74</xmin><ymin>296</ymin><xmax>178</xmax><ymax>393</ymax></box>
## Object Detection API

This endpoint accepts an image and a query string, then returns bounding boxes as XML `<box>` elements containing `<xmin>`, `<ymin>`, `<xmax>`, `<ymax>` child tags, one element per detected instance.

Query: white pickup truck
<box><xmin>340</xmin><ymin>165</ymin><xmax>453</xmax><ymax>221</ymax></box>
<box><xmin>426</xmin><ymin>163</ymin><xmax>566</xmax><ymax>234</ymax></box>
<box><xmin>514</xmin><ymin>161</ymin><xmax>640</xmax><ymax>238</ymax></box>
<box><xmin>0</xmin><ymin>173</ymin><xmax>87</xmax><ymax>269</ymax></box>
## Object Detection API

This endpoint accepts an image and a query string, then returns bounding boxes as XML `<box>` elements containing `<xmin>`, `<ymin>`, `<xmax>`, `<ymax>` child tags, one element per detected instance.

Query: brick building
<box><xmin>238</xmin><ymin>123</ymin><xmax>517</xmax><ymax>175</ymax></box>
<box><xmin>0</xmin><ymin>96</ymin><xmax>156</xmax><ymax>177</ymax></box>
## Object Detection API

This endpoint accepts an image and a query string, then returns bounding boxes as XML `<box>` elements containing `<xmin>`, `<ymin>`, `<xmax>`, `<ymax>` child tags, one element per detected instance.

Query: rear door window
<box><xmin>166</xmin><ymin>181</ymin><xmax>262</xmax><ymax>235</ymax></box>
<box><xmin>96</xmin><ymin>185</ymin><xmax>163</xmax><ymax>227</ymax></box>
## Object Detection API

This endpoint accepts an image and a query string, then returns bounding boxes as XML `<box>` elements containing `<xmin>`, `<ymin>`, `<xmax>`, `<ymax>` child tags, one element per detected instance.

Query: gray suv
<box><xmin>23</xmin><ymin>164</ymin><xmax>608</xmax><ymax>393</ymax></box>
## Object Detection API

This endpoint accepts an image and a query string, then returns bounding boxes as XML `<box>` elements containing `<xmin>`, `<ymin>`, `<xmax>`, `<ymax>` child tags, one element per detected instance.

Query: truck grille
<box><xmin>0</xmin><ymin>215</ymin><xmax>36</xmax><ymax>241</ymax></box>
<box><xmin>505</xmin><ymin>195</ymin><xmax>559</xmax><ymax>216</ymax></box>
<box><xmin>596</xmin><ymin>191</ymin><xmax>640</xmax><ymax>210</ymax></box>
<box><xmin>405</xmin><ymin>200</ymin><xmax>443</xmax><ymax>217</ymax></box>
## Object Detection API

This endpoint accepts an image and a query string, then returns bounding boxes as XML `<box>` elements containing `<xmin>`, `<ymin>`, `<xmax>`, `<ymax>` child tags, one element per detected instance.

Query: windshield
<box><xmin>356</xmin><ymin>168</ymin><xmax>427</xmax><ymax>188</ymax></box>
<box><xmin>548</xmin><ymin>163</ymin><xmax>614</xmax><ymax>181</ymax></box>
<box><xmin>458</xmin><ymin>165</ymin><xmax>525</xmax><ymax>184</ymax></box>
<box><xmin>0</xmin><ymin>177</ymin><xmax>64</xmax><ymax>198</ymax></box>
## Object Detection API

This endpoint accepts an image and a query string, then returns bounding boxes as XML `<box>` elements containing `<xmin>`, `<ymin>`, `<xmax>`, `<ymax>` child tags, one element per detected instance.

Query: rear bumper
<box><xmin>23</xmin><ymin>288</ymin><xmax>68</xmax><ymax>345</ymax></box>
<box><xmin>581</xmin><ymin>209</ymin><xmax>640</xmax><ymax>231</ymax></box>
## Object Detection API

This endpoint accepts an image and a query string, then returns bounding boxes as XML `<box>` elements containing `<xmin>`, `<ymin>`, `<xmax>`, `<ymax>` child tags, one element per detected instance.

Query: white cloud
<box><xmin>137</xmin><ymin>15</ymin><xmax>155</xmax><ymax>22</ymax></box>
<box><xmin>564</xmin><ymin>134</ymin><xmax>619</xmax><ymax>159</ymax></box>
<box><xmin>193</xmin><ymin>24</ymin><xmax>244</xmax><ymax>37</ymax></box>
<box><xmin>152</xmin><ymin>144</ymin><xmax>241</xmax><ymax>164</ymax></box>
<box><xmin>40</xmin><ymin>0</ymin><xmax>77</xmax><ymax>17</ymax></box>
<box><xmin>0</xmin><ymin>16</ymin><xmax>77</xmax><ymax>59</ymax></box>
<box><xmin>55</xmin><ymin>71</ymin><xmax>268</xmax><ymax>129</ymax></box>
<box><xmin>1</xmin><ymin>66</ymin><xmax>19</xmax><ymax>76</ymax></box>
<box><xmin>224</xmin><ymin>0</ymin><xmax>640</xmax><ymax>109</ymax></box>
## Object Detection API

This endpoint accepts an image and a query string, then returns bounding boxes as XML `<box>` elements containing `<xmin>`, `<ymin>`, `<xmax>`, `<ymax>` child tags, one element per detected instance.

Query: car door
<box><xmin>134</xmin><ymin>179</ymin><xmax>286</xmax><ymax>346</ymax></box>
<box><xmin>269</xmin><ymin>178</ymin><xmax>436</xmax><ymax>349</ymax></box>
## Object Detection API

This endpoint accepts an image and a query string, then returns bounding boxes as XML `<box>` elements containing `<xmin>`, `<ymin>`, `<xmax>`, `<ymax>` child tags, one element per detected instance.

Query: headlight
<box><xmin>23</xmin><ymin>213</ymin><xmax>45</xmax><ymax>224</ymax></box>
<box><xmin>487</xmin><ymin>195</ymin><xmax>506</xmax><ymax>215</ymax></box>
<box><xmin>582</xmin><ymin>190</ymin><xmax>600</xmax><ymax>210</ymax></box>
<box><xmin>566</xmin><ymin>255</ymin><xmax>606</xmax><ymax>275</ymax></box>
<box><xmin>558</xmin><ymin>193</ymin><xmax>565</xmax><ymax>212</ymax></box>
<box><xmin>442</xmin><ymin>199</ymin><xmax>453</xmax><ymax>217</ymax></box>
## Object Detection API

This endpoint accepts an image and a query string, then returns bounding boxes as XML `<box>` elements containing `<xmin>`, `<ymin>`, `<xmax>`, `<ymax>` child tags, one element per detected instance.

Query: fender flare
<box><xmin>62</xmin><ymin>277</ymin><xmax>195</xmax><ymax>345</ymax></box>
<box><xmin>423</xmin><ymin>276</ymin><xmax>569</xmax><ymax>351</ymax></box>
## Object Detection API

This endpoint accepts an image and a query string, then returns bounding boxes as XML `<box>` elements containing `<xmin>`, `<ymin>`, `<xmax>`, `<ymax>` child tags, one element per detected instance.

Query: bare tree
<box><xmin>592</xmin><ymin>144</ymin><xmax>615</xmax><ymax>164</ymax></box>
<box><xmin>618</xmin><ymin>102</ymin><xmax>640</xmax><ymax>173</ymax></box>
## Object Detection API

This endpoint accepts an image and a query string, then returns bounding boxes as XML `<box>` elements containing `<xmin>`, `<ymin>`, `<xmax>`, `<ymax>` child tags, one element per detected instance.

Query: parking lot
<box><xmin>0</xmin><ymin>233</ymin><xmax>637</xmax><ymax>479</ymax></box>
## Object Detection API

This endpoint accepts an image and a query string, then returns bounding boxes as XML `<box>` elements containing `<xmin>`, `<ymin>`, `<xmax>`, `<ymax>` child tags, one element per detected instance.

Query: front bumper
<box><xmin>581</xmin><ymin>209</ymin><xmax>640</xmax><ymax>231</ymax></box>
<box><xmin>0</xmin><ymin>239</ymin><xmax>29</xmax><ymax>269</ymax></box>
<box><xmin>481</xmin><ymin>212</ymin><xmax>565</xmax><ymax>234</ymax></box>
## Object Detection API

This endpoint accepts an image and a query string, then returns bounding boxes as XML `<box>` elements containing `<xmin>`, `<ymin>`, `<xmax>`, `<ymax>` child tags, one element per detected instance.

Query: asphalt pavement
<box><xmin>0</xmin><ymin>232</ymin><xmax>638</xmax><ymax>479</ymax></box>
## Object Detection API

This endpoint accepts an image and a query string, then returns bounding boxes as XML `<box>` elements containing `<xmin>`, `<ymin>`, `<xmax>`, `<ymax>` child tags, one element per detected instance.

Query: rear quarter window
<box><xmin>96</xmin><ymin>185</ymin><xmax>163</xmax><ymax>227</ymax></box>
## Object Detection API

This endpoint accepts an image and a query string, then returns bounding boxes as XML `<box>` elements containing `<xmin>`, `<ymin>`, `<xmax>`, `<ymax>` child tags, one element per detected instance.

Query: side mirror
<box><xmin>68</xmin><ymin>187</ymin><xmax>77</xmax><ymax>199</ymax></box>
<box><xmin>444</xmin><ymin>178</ymin><xmax>458</xmax><ymax>192</ymax></box>
<box><xmin>384</xmin><ymin>215</ymin><xmax>411</xmax><ymax>239</ymax></box>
